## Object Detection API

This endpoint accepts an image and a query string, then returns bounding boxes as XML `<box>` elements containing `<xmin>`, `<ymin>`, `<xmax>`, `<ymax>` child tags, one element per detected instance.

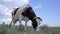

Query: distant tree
<box><xmin>2</xmin><ymin>22</ymin><xmax>5</xmax><ymax>25</ymax></box>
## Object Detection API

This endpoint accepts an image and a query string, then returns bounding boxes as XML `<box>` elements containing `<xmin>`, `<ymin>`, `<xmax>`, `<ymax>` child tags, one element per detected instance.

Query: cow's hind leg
<box><xmin>12</xmin><ymin>22</ymin><xmax>16</xmax><ymax>29</ymax></box>
<box><xmin>9</xmin><ymin>21</ymin><xmax>12</xmax><ymax>28</ymax></box>
<box><xmin>18</xmin><ymin>15</ymin><xmax>22</xmax><ymax>30</ymax></box>
<box><xmin>10</xmin><ymin>20</ymin><xmax>16</xmax><ymax>29</ymax></box>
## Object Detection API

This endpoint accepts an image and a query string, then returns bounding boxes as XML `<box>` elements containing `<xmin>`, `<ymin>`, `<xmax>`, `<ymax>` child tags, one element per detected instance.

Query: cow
<box><xmin>10</xmin><ymin>4</ymin><xmax>42</xmax><ymax>31</ymax></box>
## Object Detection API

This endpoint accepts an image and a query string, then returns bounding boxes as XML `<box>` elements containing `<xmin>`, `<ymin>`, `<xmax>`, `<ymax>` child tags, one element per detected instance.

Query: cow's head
<box><xmin>32</xmin><ymin>17</ymin><xmax>42</xmax><ymax>31</ymax></box>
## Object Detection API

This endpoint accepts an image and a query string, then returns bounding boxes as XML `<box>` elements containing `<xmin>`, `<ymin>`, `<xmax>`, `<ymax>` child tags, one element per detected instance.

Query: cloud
<box><xmin>0</xmin><ymin>4</ymin><xmax>12</xmax><ymax>24</ymax></box>
<box><xmin>13</xmin><ymin>0</ymin><xmax>29</xmax><ymax>7</ymax></box>
<box><xmin>3</xmin><ymin>0</ymin><xmax>12</xmax><ymax>2</ymax></box>
<box><xmin>0</xmin><ymin>4</ymin><xmax>11</xmax><ymax>18</ymax></box>
<box><xmin>0</xmin><ymin>18</ymin><xmax>11</xmax><ymax>24</ymax></box>
<box><xmin>3</xmin><ymin>0</ymin><xmax>29</xmax><ymax>7</ymax></box>
<box><xmin>34</xmin><ymin>3</ymin><xmax>41</xmax><ymax>9</ymax></box>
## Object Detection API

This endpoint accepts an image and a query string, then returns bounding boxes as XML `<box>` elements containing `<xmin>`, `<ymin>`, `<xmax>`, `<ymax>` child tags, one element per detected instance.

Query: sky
<box><xmin>0</xmin><ymin>0</ymin><xmax>60</xmax><ymax>27</ymax></box>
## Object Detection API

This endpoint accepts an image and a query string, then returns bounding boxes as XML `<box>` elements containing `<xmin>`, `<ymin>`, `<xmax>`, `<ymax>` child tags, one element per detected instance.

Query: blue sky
<box><xmin>0</xmin><ymin>0</ymin><xmax>60</xmax><ymax>27</ymax></box>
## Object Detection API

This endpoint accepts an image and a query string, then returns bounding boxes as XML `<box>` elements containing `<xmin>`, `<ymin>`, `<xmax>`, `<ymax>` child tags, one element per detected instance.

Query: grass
<box><xmin>0</xmin><ymin>24</ymin><xmax>60</xmax><ymax>34</ymax></box>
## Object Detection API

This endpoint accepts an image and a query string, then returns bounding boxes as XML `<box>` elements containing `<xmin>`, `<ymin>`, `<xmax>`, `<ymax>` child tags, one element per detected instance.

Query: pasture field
<box><xmin>0</xmin><ymin>24</ymin><xmax>60</xmax><ymax>34</ymax></box>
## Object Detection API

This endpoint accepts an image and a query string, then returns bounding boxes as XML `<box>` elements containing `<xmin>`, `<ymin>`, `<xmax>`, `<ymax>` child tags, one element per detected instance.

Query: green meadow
<box><xmin>0</xmin><ymin>24</ymin><xmax>60</xmax><ymax>34</ymax></box>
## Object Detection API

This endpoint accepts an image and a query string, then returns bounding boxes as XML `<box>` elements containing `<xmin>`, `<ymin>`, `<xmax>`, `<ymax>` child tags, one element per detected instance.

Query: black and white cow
<box><xmin>10</xmin><ymin>4</ymin><xmax>42</xmax><ymax>31</ymax></box>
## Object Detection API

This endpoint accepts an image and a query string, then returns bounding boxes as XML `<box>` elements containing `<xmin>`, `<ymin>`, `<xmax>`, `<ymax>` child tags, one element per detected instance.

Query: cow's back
<box><xmin>13</xmin><ymin>4</ymin><xmax>31</xmax><ymax>21</ymax></box>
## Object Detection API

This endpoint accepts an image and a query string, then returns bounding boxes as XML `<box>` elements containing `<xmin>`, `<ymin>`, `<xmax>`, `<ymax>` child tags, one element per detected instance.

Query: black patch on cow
<box><xmin>14</xmin><ymin>8</ymin><xmax>19</xmax><ymax>15</ymax></box>
<box><xmin>32</xmin><ymin>18</ymin><xmax>38</xmax><ymax>29</ymax></box>
<box><xmin>22</xmin><ymin>7</ymin><xmax>36</xmax><ymax>20</ymax></box>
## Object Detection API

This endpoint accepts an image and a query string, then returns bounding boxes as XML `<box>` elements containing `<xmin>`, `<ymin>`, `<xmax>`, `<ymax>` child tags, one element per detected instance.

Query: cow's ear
<box><xmin>37</xmin><ymin>17</ymin><xmax>42</xmax><ymax>21</ymax></box>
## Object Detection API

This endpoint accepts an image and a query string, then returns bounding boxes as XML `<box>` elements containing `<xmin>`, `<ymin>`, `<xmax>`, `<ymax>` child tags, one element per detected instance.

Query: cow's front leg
<box><xmin>24</xmin><ymin>17</ymin><xmax>29</xmax><ymax>31</ymax></box>
<box><xmin>24</xmin><ymin>21</ymin><xmax>27</xmax><ymax>31</ymax></box>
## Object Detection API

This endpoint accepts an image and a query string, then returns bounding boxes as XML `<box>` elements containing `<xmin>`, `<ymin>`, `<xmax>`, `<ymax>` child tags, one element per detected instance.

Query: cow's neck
<box><xmin>30</xmin><ymin>16</ymin><xmax>36</xmax><ymax>22</ymax></box>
